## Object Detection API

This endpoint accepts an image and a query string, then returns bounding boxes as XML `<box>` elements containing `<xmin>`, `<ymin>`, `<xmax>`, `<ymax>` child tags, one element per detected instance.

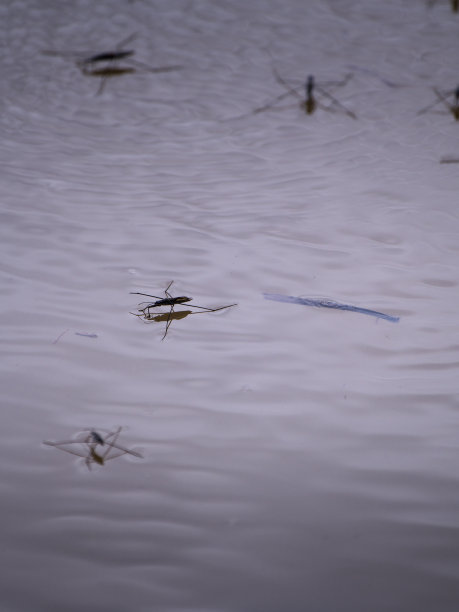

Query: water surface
<box><xmin>1</xmin><ymin>0</ymin><xmax>459</xmax><ymax>611</ymax></box>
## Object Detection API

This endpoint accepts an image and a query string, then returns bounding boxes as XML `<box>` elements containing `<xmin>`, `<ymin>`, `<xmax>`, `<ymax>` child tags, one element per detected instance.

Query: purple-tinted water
<box><xmin>1</xmin><ymin>0</ymin><xmax>459</xmax><ymax>611</ymax></box>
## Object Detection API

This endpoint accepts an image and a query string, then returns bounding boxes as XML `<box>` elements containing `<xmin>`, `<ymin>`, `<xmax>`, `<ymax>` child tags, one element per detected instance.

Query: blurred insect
<box><xmin>427</xmin><ymin>0</ymin><xmax>458</xmax><ymax>13</ymax></box>
<box><xmin>131</xmin><ymin>281</ymin><xmax>237</xmax><ymax>340</ymax></box>
<box><xmin>417</xmin><ymin>86</ymin><xmax>459</xmax><ymax>121</ymax></box>
<box><xmin>43</xmin><ymin>427</ymin><xmax>143</xmax><ymax>470</ymax></box>
<box><xmin>235</xmin><ymin>67</ymin><xmax>356</xmax><ymax>120</ymax></box>
<box><xmin>43</xmin><ymin>33</ymin><xmax>182</xmax><ymax>95</ymax></box>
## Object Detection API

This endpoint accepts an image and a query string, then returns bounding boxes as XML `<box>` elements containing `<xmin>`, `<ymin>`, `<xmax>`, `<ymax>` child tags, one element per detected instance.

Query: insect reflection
<box><xmin>131</xmin><ymin>281</ymin><xmax>237</xmax><ymax>340</ymax></box>
<box><xmin>417</xmin><ymin>86</ymin><xmax>459</xmax><ymax>121</ymax></box>
<box><xmin>237</xmin><ymin>68</ymin><xmax>356</xmax><ymax>119</ymax></box>
<box><xmin>43</xmin><ymin>427</ymin><xmax>142</xmax><ymax>470</ymax></box>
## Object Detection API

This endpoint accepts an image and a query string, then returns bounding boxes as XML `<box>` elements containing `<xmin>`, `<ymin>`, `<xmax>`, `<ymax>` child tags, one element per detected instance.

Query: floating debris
<box><xmin>264</xmin><ymin>293</ymin><xmax>399</xmax><ymax>323</ymax></box>
<box><xmin>52</xmin><ymin>329</ymin><xmax>69</xmax><ymax>344</ymax></box>
<box><xmin>75</xmin><ymin>332</ymin><xmax>98</xmax><ymax>338</ymax></box>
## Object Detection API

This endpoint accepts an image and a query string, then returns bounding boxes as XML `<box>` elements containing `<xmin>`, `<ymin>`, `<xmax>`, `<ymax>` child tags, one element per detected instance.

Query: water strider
<box><xmin>43</xmin><ymin>32</ymin><xmax>182</xmax><ymax>95</ymax></box>
<box><xmin>43</xmin><ymin>427</ymin><xmax>142</xmax><ymax>470</ymax></box>
<box><xmin>131</xmin><ymin>281</ymin><xmax>237</xmax><ymax>339</ymax></box>
<box><xmin>233</xmin><ymin>67</ymin><xmax>356</xmax><ymax>120</ymax></box>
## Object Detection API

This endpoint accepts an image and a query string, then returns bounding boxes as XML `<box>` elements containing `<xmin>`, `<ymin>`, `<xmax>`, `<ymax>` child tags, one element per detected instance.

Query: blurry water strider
<box><xmin>230</xmin><ymin>67</ymin><xmax>356</xmax><ymax>120</ymax></box>
<box><xmin>43</xmin><ymin>32</ymin><xmax>183</xmax><ymax>95</ymax></box>
<box><xmin>43</xmin><ymin>427</ymin><xmax>143</xmax><ymax>470</ymax></box>
<box><xmin>264</xmin><ymin>293</ymin><xmax>400</xmax><ymax>323</ymax></box>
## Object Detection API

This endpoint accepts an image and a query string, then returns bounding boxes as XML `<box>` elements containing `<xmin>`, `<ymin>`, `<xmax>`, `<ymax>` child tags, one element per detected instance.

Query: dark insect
<box><xmin>131</xmin><ymin>281</ymin><xmax>237</xmax><ymax>340</ymax></box>
<box><xmin>233</xmin><ymin>67</ymin><xmax>356</xmax><ymax>120</ymax></box>
<box><xmin>43</xmin><ymin>427</ymin><xmax>142</xmax><ymax>470</ymax></box>
<box><xmin>43</xmin><ymin>33</ymin><xmax>182</xmax><ymax>95</ymax></box>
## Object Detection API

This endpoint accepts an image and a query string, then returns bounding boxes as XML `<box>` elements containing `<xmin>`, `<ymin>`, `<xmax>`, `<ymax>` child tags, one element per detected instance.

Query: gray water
<box><xmin>1</xmin><ymin>1</ymin><xmax>459</xmax><ymax>611</ymax></box>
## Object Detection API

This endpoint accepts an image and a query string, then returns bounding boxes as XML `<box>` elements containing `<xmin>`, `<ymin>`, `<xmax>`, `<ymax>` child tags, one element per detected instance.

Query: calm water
<box><xmin>1</xmin><ymin>0</ymin><xmax>459</xmax><ymax>611</ymax></box>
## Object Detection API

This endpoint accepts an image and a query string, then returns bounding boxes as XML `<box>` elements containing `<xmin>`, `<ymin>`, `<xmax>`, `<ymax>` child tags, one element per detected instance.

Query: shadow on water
<box><xmin>230</xmin><ymin>67</ymin><xmax>356</xmax><ymax>120</ymax></box>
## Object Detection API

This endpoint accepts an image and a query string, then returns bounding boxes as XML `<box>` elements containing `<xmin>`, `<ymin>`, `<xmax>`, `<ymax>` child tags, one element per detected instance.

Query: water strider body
<box><xmin>81</xmin><ymin>50</ymin><xmax>135</xmax><ymax>65</ymax></box>
<box><xmin>89</xmin><ymin>431</ymin><xmax>105</xmax><ymax>445</ymax></box>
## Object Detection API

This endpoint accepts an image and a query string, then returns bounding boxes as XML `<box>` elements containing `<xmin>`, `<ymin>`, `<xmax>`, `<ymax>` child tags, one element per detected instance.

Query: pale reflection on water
<box><xmin>1</xmin><ymin>0</ymin><xmax>459</xmax><ymax>610</ymax></box>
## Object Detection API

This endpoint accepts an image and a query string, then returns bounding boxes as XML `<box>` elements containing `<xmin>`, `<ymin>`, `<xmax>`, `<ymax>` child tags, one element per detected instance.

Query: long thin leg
<box><xmin>44</xmin><ymin>434</ymin><xmax>91</xmax><ymax>446</ymax></box>
<box><xmin>254</xmin><ymin>90</ymin><xmax>297</xmax><ymax>113</ymax></box>
<box><xmin>187</xmin><ymin>302</ymin><xmax>238</xmax><ymax>311</ymax></box>
<box><xmin>127</xmin><ymin>59</ymin><xmax>183</xmax><ymax>73</ymax></box>
<box><xmin>321</xmin><ymin>73</ymin><xmax>353</xmax><ymax>92</ymax></box>
<box><xmin>416</xmin><ymin>87</ymin><xmax>453</xmax><ymax>115</ymax></box>
<box><xmin>131</xmin><ymin>292</ymin><xmax>163</xmax><ymax>299</ymax></box>
<box><xmin>116</xmin><ymin>32</ymin><xmax>138</xmax><ymax>50</ymax></box>
<box><xmin>81</xmin><ymin>428</ymin><xmax>142</xmax><ymax>457</ymax></box>
<box><xmin>97</xmin><ymin>75</ymin><xmax>109</xmax><ymax>95</ymax></box>
<box><xmin>101</xmin><ymin>427</ymin><xmax>122</xmax><ymax>460</ymax></box>
<box><xmin>162</xmin><ymin>305</ymin><xmax>174</xmax><ymax>340</ymax></box>
<box><xmin>432</xmin><ymin>87</ymin><xmax>454</xmax><ymax>114</ymax></box>
<box><xmin>316</xmin><ymin>86</ymin><xmax>357</xmax><ymax>119</ymax></box>
<box><xmin>227</xmin><ymin>91</ymin><xmax>294</xmax><ymax>121</ymax></box>
<box><xmin>200</xmin><ymin>303</ymin><xmax>237</xmax><ymax>312</ymax></box>
<box><xmin>271</xmin><ymin>66</ymin><xmax>304</xmax><ymax>101</ymax></box>
<box><xmin>44</xmin><ymin>443</ymin><xmax>88</xmax><ymax>458</ymax></box>
<box><xmin>164</xmin><ymin>281</ymin><xmax>174</xmax><ymax>298</ymax></box>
